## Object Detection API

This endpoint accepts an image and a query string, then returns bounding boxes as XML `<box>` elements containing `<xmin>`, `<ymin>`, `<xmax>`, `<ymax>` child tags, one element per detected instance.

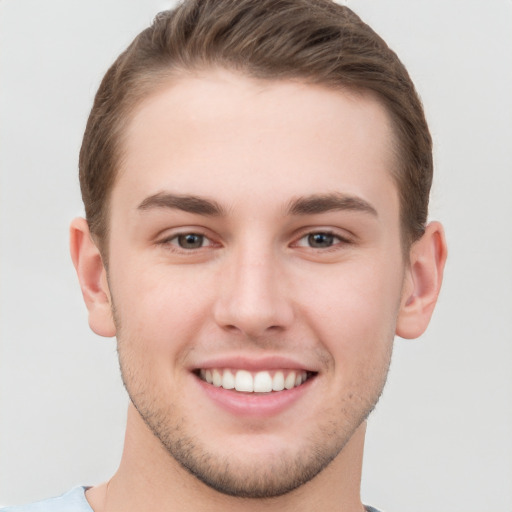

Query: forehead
<box><xmin>113</xmin><ymin>69</ymin><xmax>398</xmax><ymax>218</ymax></box>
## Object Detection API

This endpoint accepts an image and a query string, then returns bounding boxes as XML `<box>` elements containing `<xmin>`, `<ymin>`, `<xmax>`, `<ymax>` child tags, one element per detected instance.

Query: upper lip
<box><xmin>189</xmin><ymin>354</ymin><xmax>320</xmax><ymax>373</ymax></box>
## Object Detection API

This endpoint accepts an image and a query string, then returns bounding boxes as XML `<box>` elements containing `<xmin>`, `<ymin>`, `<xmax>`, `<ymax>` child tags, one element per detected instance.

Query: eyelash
<box><xmin>158</xmin><ymin>229</ymin><xmax>351</xmax><ymax>253</ymax></box>
<box><xmin>159</xmin><ymin>232</ymin><xmax>215</xmax><ymax>251</ymax></box>
<box><xmin>293</xmin><ymin>230</ymin><xmax>350</xmax><ymax>250</ymax></box>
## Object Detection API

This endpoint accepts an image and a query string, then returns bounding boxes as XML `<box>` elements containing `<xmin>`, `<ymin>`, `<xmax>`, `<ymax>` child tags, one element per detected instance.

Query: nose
<box><xmin>213</xmin><ymin>245</ymin><xmax>294</xmax><ymax>338</ymax></box>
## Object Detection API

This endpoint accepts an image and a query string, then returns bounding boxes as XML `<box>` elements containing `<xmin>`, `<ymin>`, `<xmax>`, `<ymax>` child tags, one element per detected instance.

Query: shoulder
<box><xmin>0</xmin><ymin>487</ymin><xmax>92</xmax><ymax>512</ymax></box>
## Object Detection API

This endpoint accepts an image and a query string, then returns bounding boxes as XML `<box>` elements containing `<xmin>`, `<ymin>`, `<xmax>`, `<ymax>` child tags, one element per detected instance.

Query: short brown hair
<box><xmin>80</xmin><ymin>0</ymin><xmax>432</xmax><ymax>251</ymax></box>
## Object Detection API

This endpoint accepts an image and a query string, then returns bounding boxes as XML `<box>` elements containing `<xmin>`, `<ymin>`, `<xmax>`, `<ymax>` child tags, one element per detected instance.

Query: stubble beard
<box><xmin>116</xmin><ymin>341</ymin><xmax>392</xmax><ymax>499</ymax></box>
<box><xmin>110</xmin><ymin>283</ymin><xmax>394</xmax><ymax>499</ymax></box>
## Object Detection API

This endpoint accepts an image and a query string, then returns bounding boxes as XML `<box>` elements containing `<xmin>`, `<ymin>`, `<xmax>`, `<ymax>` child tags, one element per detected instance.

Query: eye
<box><xmin>163</xmin><ymin>232</ymin><xmax>212</xmax><ymax>250</ymax></box>
<box><xmin>295</xmin><ymin>231</ymin><xmax>347</xmax><ymax>249</ymax></box>
<box><xmin>306</xmin><ymin>232</ymin><xmax>335</xmax><ymax>248</ymax></box>
<box><xmin>178</xmin><ymin>233</ymin><xmax>205</xmax><ymax>249</ymax></box>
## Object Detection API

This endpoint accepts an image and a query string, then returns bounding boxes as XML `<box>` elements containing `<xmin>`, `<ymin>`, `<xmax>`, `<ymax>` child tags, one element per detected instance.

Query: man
<box><xmin>2</xmin><ymin>0</ymin><xmax>446</xmax><ymax>510</ymax></box>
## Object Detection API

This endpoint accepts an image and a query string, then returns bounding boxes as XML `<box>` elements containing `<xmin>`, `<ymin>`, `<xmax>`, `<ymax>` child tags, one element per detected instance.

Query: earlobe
<box><xmin>69</xmin><ymin>218</ymin><xmax>116</xmax><ymax>338</ymax></box>
<box><xmin>396</xmin><ymin>221</ymin><xmax>447</xmax><ymax>339</ymax></box>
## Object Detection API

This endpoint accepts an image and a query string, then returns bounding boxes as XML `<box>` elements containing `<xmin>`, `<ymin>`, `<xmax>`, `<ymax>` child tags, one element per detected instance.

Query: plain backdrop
<box><xmin>1</xmin><ymin>1</ymin><xmax>511</xmax><ymax>510</ymax></box>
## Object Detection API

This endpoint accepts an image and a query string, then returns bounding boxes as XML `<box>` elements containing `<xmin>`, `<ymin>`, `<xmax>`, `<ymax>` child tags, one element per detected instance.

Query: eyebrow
<box><xmin>137</xmin><ymin>191</ymin><xmax>377</xmax><ymax>218</ymax></box>
<box><xmin>286</xmin><ymin>193</ymin><xmax>378</xmax><ymax>217</ymax></box>
<box><xmin>137</xmin><ymin>192</ymin><xmax>225</xmax><ymax>216</ymax></box>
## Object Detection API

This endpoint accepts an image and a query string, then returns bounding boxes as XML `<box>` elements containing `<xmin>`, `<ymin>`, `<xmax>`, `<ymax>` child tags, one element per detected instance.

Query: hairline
<box><xmin>94</xmin><ymin>65</ymin><xmax>415</xmax><ymax>263</ymax></box>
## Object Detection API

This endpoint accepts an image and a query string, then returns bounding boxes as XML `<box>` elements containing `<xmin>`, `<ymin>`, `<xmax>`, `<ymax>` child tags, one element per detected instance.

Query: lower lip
<box><xmin>194</xmin><ymin>374</ymin><xmax>316</xmax><ymax>417</ymax></box>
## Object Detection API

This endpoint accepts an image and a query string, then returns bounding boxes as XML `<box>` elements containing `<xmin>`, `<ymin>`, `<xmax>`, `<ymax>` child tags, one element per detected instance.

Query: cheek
<box><xmin>296</xmin><ymin>258</ymin><xmax>403</xmax><ymax>362</ymax></box>
<box><xmin>110</xmin><ymin>261</ymin><xmax>215</xmax><ymax>355</ymax></box>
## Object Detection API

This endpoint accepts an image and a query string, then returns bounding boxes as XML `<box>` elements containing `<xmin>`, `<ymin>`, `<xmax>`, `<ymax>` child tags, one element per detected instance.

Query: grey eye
<box><xmin>307</xmin><ymin>233</ymin><xmax>335</xmax><ymax>248</ymax></box>
<box><xmin>177</xmin><ymin>233</ymin><xmax>204</xmax><ymax>249</ymax></box>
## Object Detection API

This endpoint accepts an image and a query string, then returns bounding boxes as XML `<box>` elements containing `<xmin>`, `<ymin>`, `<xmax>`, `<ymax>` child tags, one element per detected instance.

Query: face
<box><xmin>106</xmin><ymin>69</ymin><xmax>406</xmax><ymax>498</ymax></box>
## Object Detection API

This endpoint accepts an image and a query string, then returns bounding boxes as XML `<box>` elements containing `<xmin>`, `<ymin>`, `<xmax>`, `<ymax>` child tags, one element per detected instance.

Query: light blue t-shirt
<box><xmin>0</xmin><ymin>487</ymin><xmax>92</xmax><ymax>512</ymax></box>
<box><xmin>1</xmin><ymin>486</ymin><xmax>383</xmax><ymax>511</ymax></box>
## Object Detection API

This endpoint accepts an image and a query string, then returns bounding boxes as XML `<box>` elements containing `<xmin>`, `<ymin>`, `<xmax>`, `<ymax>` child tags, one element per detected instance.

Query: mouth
<box><xmin>195</xmin><ymin>368</ymin><xmax>316</xmax><ymax>393</ymax></box>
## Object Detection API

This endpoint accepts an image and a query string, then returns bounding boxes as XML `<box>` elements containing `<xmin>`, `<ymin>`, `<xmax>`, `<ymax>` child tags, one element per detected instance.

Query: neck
<box><xmin>87</xmin><ymin>404</ymin><xmax>366</xmax><ymax>512</ymax></box>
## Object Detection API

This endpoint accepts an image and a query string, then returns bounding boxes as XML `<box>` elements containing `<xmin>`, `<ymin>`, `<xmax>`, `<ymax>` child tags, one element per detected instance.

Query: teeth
<box><xmin>254</xmin><ymin>371</ymin><xmax>273</xmax><ymax>392</ymax></box>
<box><xmin>235</xmin><ymin>370</ymin><xmax>253</xmax><ymax>392</ymax></box>
<box><xmin>272</xmin><ymin>371</ymin><xmax>285</xmax><ymax>391</ymax></box>
<box><xmin>212</xmin><ymin>369</ymin><xmax>222</xmax><ymax>387</ymax></box>
<box><xmin>295</xmin><ymin>371</ymin><xmax>307</xmax><ymax>387</ymax></box>
<box><xmin>284</xmin><ymin>371</ymin><xmax>296</xmax><ymax>390</ymax></box>
<box><xmin>222</xmin><ymin>369</ymin><xmax>235</xmax><ymax>389</ymax></box>
<box><xmin>199</xmin><ymin>368</ymin><xmax>311</xmax><ymax>393</ymax></box>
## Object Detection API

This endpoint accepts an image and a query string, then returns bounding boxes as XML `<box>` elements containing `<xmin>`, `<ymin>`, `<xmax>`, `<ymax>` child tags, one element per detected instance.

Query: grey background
<box><xmin>1</xmin><ymin>1</ymin><xmax>511</xmax><ymax>510</ymax></box>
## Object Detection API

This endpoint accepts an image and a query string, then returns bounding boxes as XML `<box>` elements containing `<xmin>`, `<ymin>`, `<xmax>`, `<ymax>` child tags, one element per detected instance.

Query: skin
<box><xmin>71</xmin><ymin>69</ymin><xmax>447</xmax><ymax>512</ymax></box>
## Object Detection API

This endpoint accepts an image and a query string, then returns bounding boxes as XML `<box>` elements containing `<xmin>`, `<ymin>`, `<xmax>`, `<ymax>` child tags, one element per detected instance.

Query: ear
<box><xmin>396</xmin><ymin>221</ymin><xmax>447</xmax><ymax>339</ymax></box>
<box><xmin>69</xmin><ymin>218</ymin><xmax>116</xmax><ymax>337</ymax></box>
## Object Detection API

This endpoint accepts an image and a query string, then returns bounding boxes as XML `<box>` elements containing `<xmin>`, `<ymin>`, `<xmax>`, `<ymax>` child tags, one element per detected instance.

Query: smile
<box><xmin>197</xmin><ymin>368</ymin><xmax>314</xmax><ymax>393</ymax></box>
